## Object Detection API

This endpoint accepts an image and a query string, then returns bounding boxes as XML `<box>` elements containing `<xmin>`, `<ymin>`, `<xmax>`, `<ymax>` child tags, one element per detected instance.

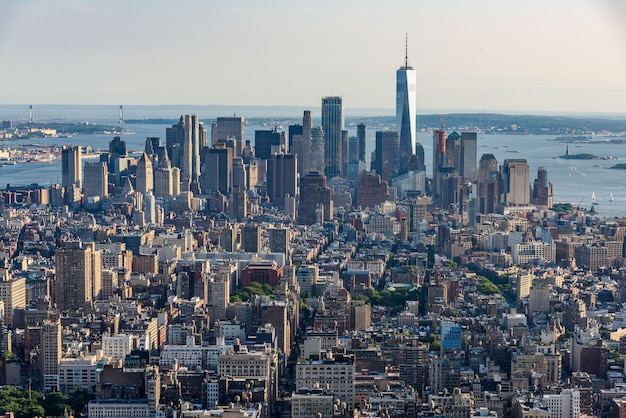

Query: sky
<box><xmin>0</xmin><ymin>0</ymin><xmax>625</xmax><ymax>114</ymax></box>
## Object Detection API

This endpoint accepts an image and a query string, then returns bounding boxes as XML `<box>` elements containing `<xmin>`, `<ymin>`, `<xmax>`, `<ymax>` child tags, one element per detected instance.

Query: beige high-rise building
<box><xmin>0</xmin><ymin>271</ymin><xmax>26</xmax><ymax>326</ymax></box>
<box><xmin>166</xmin><ymin>114</ymin><xmax>206</xmax><ymax>190</ymax></box>
<box><xmin>136</xmin><ymin>152</ymin><xmax>154</xmax><ymax>194</ymax></box>
<box><xmin>350</xmin><ymin>300</ymin><xmax>371</xmax><ymax>331</ymax></box>
<box><xmin>208</xmin><ymin>274</ymin><xmax>230</xmax><ymax>325</ymax></box>
<box><xmin>101</xmin><ymin>269</ymin><xmax>118</xmax><ymax>300</ymax></box>
<box><xmin>54</xmin><ymin>242</ymin><xmax>102</xmax><ymax>312</ymax></box>
<box><xmin>296</xmin><ymin>354</ymin><xmax>355</xmax><ymax>408</ymax></box>
<box><xmin>40</xmin><ymin>318</ymin><xmax>62</xmax><ymax>391</ymax></box>
<box><xmin>154</xmin><ymin>150</ymin><xmax>174</xmax><ymax>198</ymax></box>
<box><xmin>511</xmin><ymin>352</ymin><xmax>548</xmax><ymax>391</ymax></box>
<box><xmin>516</xmin><ymin>273</ymin><xmax>533</xmax><ymax>300</ymax></box>
<box><xmin>292</xmin><ymin>391</ymin><xmax>335</xmax><ymax>418</ymax></box>
<box><xmin>502</xmin><ymin>159</ymin><xmax>530</xmax><ymax>205</ymax></box>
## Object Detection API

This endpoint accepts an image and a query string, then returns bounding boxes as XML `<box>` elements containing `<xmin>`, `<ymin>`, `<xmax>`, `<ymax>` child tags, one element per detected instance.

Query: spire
<box><xmin>400</xmin><ymin>32</ymin><xmax>412</xmax><ymax>70</ymax></box>
<box><xmin>405</xmin><ymin>32</ymin><xmax>408</xmax><ymax>68</ymax></box>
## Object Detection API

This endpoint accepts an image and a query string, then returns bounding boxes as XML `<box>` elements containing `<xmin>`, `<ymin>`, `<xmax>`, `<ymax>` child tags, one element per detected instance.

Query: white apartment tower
<box><xmin>0</xmin><ymin>271</ymin><xmax>26</xmax><ymax>326</ymax></box>
<box><xmin>542</xmin><ymin>388</ymin><xmax>580</xmax><ymax>418</ymax></box>
<box><xmin>40</xmin><ymin>319</ymin><xmax>62</xmax><ymax>391</ymax></box>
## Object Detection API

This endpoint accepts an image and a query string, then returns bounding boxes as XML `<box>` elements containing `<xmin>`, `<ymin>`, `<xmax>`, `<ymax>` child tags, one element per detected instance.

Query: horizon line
<box><xmin>1</xmin><ymin>103</ymin><xmax>625</xmax><ymax>118</ymax></box>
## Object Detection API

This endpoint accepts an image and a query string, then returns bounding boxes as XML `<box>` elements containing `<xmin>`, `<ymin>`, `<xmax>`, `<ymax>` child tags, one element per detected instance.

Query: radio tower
<box><xmin>119</xmin><ymin>105</ymin><xmax>124</xmax><ymax>125</ymax></box>
<box><xmin>29</xmin><ymin>105</ymin><xmax>34</xmax><ymax>122</ymax></box>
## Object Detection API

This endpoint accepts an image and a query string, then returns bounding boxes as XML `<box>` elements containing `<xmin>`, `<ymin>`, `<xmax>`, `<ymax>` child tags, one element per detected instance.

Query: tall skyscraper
<box><xmin>357</xmin><ymin>123</ymin><xmax>366</xmax><ymax>162</ymax></box>
<box><xmin>214</xmin><ymin>116</ymin><xmax>245</xmax><ymax>156</ymax></box>
<box><xmin>40</xmin><ymin>319</ymin><xmax>62</xmax><ymax>391</ymax></box>
<box><xmin>229</xmin><ymin>186</ymin><xmax>247</xmax><ymax>220</ymax></box>
<box><xmin>478</xmin><ymin>153</ymin><xmax>498</xmax><ymax>183</ymax></box>
<box><xmin>135</xmin><ymin>152</ymin><xmax>154</xmax><ymax>194</ymax></box>
<box><xmin>54</xmin><ymin>242</ymin><xmax>102</xmax><ymax>312</ymax></box>
<box><xmin>241</xmin><ymin>224</ymin><xmax>262</xmax><ymax>253</ymax></box>
<box><xmin>445</xmin><ymin>131</ymin><xmax>462</xmax><ymax>172</ymax></box>
<box><xmin>184</xmin><ymin>114</ymin><xmax>202</xmax><ymax>188</ymax></box>
<box><xmin>460</xmin><ymin>132</ymin><xmax>477</xmax><ymax>180</ymax></box>
<box><xmin>0</xmin><ymin>273</ymin><xmax>26</xmax><ymax>327</ymax></box>
<box><xmin>477</xmin><ymin>153</ymin><xmax>499</xmax><ymax>214</ymax></box>
<box><xmin>166</xmin><ymin>116</ymin><xmax>184</xmax><ymax>169</ymax></box>
<box><xmin>288</xmin><ymin>124</ymin><xmax>302</xmax><ymax>153</ymax></box>
<box><xmin>298</xmin><ymin>172</ymin><xmax>333</xmax><ymax>225</ymax></box>
<box><xmin>208</xmin><ymin>275</ymin><xmax>230</xmax><ymax>326</ymax></box>
<box><xmin>61</xmin><ymin>145</ymin><xmax>82</xmax><ymax>190</ymax></box>
<box><xmin>269</xmin><ymin>228</ymin><xmax>290</xmax><ymax>261</ymax></box>
<box><xmin>61</xmin><ymin>145</ymin><xmax>82</xmax><ymax>205</ymax></box>
<box><xmin>533</xmin><ymin>167</ymin><xmax>554</xmax><ymax>207</ymax></box>
<box><xmin>432</xmin><ymin>129</ymin><xmax>447</xmax><ymax>200</ymax></box>
<box><xmin>310</xmin><ymin>126</ymin><xmax>325</xmax><ymax>174</ymax></box>
<box><xmin>373</xmin><ymin>131</ymin><xmax>400</xmax><ymax>182</ymax></box>
<box><xmin>200</xmin><ymin>145</ymin><xmax>233</xmax><ymax>195</ymax></box>
<box><xmin>348</xmin><ymin>135</ymin><xmax>359</xmax><ymax>163</ymax></box>
<box><xmin>165</xmin><ymin>115</ymin><xmax>206</xmax><ymax>191</ymax></box>
<box><xmin>341</xmin><ymin>129</ymin><xmax>349</xmax><ymax>174</ymax></box>
<box><xmin>302</xmin><ymin>110</ymin><xmax>312</xmax><ymax>173</ymax></box>
<box><xmin>322</xmin><ymin>96</ymin><xmax>343</xmax><ymax>177</ymax></box>
<box><xmin>415</xmin><ymin>142</ymin><xmax>426</xmax><ymax>172</ymax></box>
<box><xmin>396</xmin><ymin>37</ymin><xmax>417</xmax><ymax>166</ymax></box>
<box><xmin>232</xmin><ymin>157</ymin><xmax>247</xmax><ymax>190</ymax></box>
<box><xmin>109</xmin><ymin>136</ymin><xmax>127</xmax><ymax>157</ymax></box>
<box><xmin>502</xmin><ymin>159</ymin><xmax>530</xmax><ymax>205</ymax></box>
<box><xmin>145</xmin><ymin>136</ymin><xmax>161</xmax><ymax>155</ymax></box>
<box><xmin>83</xmin><ymin>161</ymin><xmax>108</xmax><ymax>199</ymax></box>
<box><xmin>267</xmin><ymin>152</ymin><xmax>298</xmax><ymax>210</ymax></box>
<box><xmin>255</xmin><ymin>129</ymin><xmax>282</xmax><ymax>160</ymax></box>
<box><xmin>154</xmin><ymin>149</ymin><xmax>175</xmax><ymax>198</ymax></box>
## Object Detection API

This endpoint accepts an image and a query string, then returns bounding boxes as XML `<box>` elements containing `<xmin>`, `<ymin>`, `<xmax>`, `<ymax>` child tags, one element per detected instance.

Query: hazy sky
<box><xmin>1</xmin><ymin>0</ymin><xmax>625</xmax><ymax>114</ymax></box>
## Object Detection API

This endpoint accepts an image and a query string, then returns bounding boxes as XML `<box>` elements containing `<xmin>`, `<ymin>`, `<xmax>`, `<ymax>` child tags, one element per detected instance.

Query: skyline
<box><xmin>0</xmin><ymin>1</ymin><xmax>625</xmax><ymax>114</ymax></box>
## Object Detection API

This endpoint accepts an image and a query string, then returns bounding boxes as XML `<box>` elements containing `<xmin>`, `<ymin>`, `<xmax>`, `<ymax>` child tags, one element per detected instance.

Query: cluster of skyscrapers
<box><xmin>46</xmin><ymin>40</ymin><xmax>557</xmax><ymax>231</ymax></box>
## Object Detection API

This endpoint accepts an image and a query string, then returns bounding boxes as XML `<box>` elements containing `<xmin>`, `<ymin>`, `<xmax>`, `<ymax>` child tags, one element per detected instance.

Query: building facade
<box><xmin>322</xmin><ymin>96</ymin><xmax>343</xmax><ymax>177</ymax></box>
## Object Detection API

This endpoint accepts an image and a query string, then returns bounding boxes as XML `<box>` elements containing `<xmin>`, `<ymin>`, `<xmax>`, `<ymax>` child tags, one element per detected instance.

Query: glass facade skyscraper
<box><xmin>322</xmin><ymin>96</ymin><xmax>343</xmax><ymax>178</ymax></box>
<box><xmin>396</xmin><ymin>46</ymin><xmax>417</xmax><ymax>165</ymax></box>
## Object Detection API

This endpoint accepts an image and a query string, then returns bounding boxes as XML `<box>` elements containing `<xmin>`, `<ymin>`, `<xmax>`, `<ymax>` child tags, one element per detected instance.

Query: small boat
<box><xmin>591</xmin><ymin>192</ymin><xmax>596</xmax><ymax>201</ymax></box>
<box><xmin>610</xmin><ymin>193</ymin><xmax>615</xmax><ymax>202</ymax></box>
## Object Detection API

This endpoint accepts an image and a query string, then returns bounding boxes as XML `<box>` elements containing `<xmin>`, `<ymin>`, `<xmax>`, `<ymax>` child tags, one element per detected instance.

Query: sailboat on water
<box><xmin>610</xmin><ymin>193</ymin><xmax>615</xmax><ymax>202</ymax></box>
<box><xmin>591</xmin><ymin>192</ymin><xmax>596</xmax><ymax>201</ymax></box>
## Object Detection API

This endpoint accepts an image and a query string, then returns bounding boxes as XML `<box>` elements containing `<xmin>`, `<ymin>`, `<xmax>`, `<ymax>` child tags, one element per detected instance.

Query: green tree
<box><xmin>41</xmin><ymin>392</ymin><xmax>73</xmax><ymax>417</ymax></box>
<box><xmin>557</xmin><ymin>331</ymin><xmax>574</xmax><ymax>344</ymax></box>
<box><xmin>443</xmin><ymin>260</ymin><xmax>458</xmax><ymax>269</ymax></box>
<box><xmin>0</xmin><ymin>386</ymin><xmax>45</xmax><ymax>418</ymax></box>
<box><xmin>478</xmin><ymin>277</ymin><xmax>500</xmax><ymax>295</ymax></box>
<box><xmin>355</xmin><ymin>287</ymin><xmax>420</xmax><ymax>314</ymax></box>
<box><xmin>3</xmin><ymin>350</ymin><xmax>18</xmax><ymax>362</ymax></box>
<box><xmin>67</xmin><ymin>390</ymin><xmax>95</xmax><ymax>417</ymax></box>
<box><xmin>231</xmin><ymin>282</ymin><xmax>276</xmax><ymax>302</ymax></box>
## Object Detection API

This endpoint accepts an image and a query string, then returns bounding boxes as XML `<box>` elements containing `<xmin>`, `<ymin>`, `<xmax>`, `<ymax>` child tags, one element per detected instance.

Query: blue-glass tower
<box><xmin>396</xmin><ymin>36</ymin><xmax>417</xmax><ymax>165</ymax></box>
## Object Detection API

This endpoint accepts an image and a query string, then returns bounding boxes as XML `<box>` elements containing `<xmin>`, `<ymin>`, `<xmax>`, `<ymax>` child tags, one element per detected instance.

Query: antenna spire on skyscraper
<box><xmin>405</xmin><ymin>32</ymin><xmax>408</xmax><ymax>68</ymax></box>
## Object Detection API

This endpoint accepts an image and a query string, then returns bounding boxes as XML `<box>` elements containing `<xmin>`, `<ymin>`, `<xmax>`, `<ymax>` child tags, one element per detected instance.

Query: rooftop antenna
<box><xmin>405</xmin><ymin>32</ymin><xmax>408</xmax><ymax>68</ymax></box>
